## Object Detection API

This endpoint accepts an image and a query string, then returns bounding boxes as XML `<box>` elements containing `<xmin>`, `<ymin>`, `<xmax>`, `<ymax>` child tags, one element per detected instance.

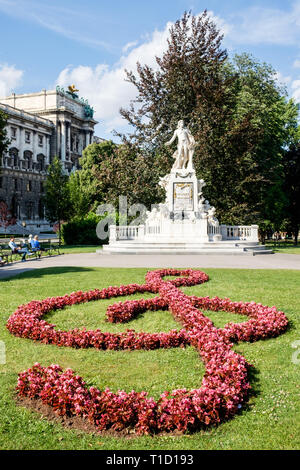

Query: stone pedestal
<box><xmin>102</xmin><ymin>155</ymin><xmax>263</xmax><ymax>254</ymax></box>
<box><xmin>142</xmin><ymin>167</ymin><xmax>214</xmax><ymax>243</ymax></box>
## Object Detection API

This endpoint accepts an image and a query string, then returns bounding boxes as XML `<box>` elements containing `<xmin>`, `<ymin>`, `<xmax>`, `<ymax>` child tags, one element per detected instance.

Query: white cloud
<box><xmin>206</xmin><ymin>10</ymin><xmax>231</xmax><ymax>37</ymax></box>
<box><xmin>293</xmin><ymin>59</ymin><xmax>300</xmax><ymax>68</ymax></box>
<box><xmin>122</xmin><ymin>41</ymin><xmax>138</xmax><ymax>53</ymax></box>
<box><xmin>55</xmin><ymin>11</ymin><xmax>231</xmax><ymax>139</ymax></box>
<box><xmin>226</xmin><ymin>2</ymin><xmax>300</xmax><ymax>46</ymax></box>
<box><xmin>0</xmin><ymin>64</ymin><xmax>23</xmax><ymax>97</ymax></box>
<box><xmin>56</xmin><ymin>21</ymin><xmax>174</xmax><ymax>137</ymax></box>
<box><xmin>292</xmin><ymin>79</ymin><xmax>300</xmax><ymax>102</ymax></box>
<box><xmin>275</xmin><ymin>71</ymin><xmax>292</xmax><ymax>86</ymax></box>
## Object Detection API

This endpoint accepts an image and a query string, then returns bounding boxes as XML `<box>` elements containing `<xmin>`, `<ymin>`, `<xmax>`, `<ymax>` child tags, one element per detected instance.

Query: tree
<box><xmin>43</xmin><ymin>157</ymin><xmax>70</xmax><ymax>244</ymax></box>
<box><xmin>119</xmin><ymin>11</ymin><xmax>299</xmax><ymax>226</ymax></box>
<box><xmin>0</xmin><ymin>201</ymin><xmax>16</xmax><ymax>236</ymax></box>
<box><xmin>92</xmin><ymin>143</ymin><xmax>163</xmax><ymax>210</ymax></box>
<box><xmin>68</xmin><ymin>170</ymin><xmax>90</xmax><ymax>219</ymax></box>
<box><xmin>78</xmin><ymin>140</ymin><xmax>117</xmax><ymax>210</ymax></box>
<box><xmin>76</xmin><ymin>140</ymin><xmax>163</xmax><ymax>212</ymax></box>
<box><xmin>283</xmin><ymin>142</ymin><xmax>300</xmax><ymax>245</ymax></box>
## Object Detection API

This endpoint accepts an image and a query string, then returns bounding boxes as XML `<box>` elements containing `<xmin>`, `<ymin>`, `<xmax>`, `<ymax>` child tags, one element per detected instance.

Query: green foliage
<box><xmin>43</xmin><ymin>157</ymin><xmax>71</xmax><ymax>241</ymax></box>
<box><xmin>61</xmin><ymin>212</ymin><xmax>104</xmax><ymax>245</ymax></box>
<box><xmin>119</xmin><ymin>11</ymin><xmax>299</xmax><ymax>226</ymax></box>
<box><xmin>76</xmin><ymin>140</ymin><xmax>164</xmax><ymax>211</ymax></box>
<box><xmin>68</xmin><ymin>170</ymin><xmax>90</xmax><ymax>218</ymax></box>
<box><xmin>78</xmin><ymin>140</ymin><xmax>117</xmax><ymax>210</ymax></box>
<box><xmin>283</xmin><ymin>141</ymin><xmax>300</xmax><ymax>244</ymax></box>
<box><xmin>0</xmin><ymin>267</ymin><xmax>299</xmax><ymax>449</ymax></box>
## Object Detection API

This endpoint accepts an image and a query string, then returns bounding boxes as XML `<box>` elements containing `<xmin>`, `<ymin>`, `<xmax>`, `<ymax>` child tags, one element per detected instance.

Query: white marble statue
<box><xmin>208</xmin><ymin>206</ymin><xmax>219</xmax><ymax>226</ymax></box>
<box><xmin>165</xmin><ymin>120</ymin><xmax>196</xmax><ymax>170</ymax></box>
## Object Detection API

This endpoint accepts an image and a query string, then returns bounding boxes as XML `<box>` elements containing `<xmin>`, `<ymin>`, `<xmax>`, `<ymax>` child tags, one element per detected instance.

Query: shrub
<box><xmin>61</xmin><ymin>213</ymin><xmax>106</xmax><ymax>245</ymax></box>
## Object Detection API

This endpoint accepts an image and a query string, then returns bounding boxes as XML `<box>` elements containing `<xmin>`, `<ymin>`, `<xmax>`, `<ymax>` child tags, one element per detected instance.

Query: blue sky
<box><xmin>1</xmin><ymin>0</ymin><xmax>300</xmax><ymax>139</ymax></box>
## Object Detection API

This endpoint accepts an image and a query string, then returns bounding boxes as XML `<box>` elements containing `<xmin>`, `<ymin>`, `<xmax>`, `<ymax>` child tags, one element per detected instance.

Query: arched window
<box><xmin>9</xmin><ymin>147</ymin><xmax>19</xmax><ymax>167</ymax></box>
<box><xmin>37</xmin><ymin>153</ymin><xmax>45</xmax><ymax>172</ymax></box>
<box><xmin>23</xmin><ymin>150</ymin><xmax>33</xmax><ymax>170</ymax></box>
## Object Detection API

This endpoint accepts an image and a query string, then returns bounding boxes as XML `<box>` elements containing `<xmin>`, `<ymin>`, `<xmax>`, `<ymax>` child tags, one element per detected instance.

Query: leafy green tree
<box><xmin>68</xmin><ymin>170</ymin><xmax>90</xmax><ymax>218</ymax></box>
<box><xmin>76</xmin><ymin>140</ymin><xmax>162</xmax><ymax>212</ymax></box>
<box><xmin>92</xmin><ymin>143</ymin><xmax>163</xmax><ymax>209</ymax></box>
<box><xmin>283</xmin><ymin>142</ymin><xmax>300</xmax><ymax>245</ymax></box>
<box><xmin>119</xmin><ymin>11</ymin><xmax>299</xmax><ymax>226</ymax></box>
<box><xmin>78</xmin><ymin>140</ymin><xmax>117</xmax><ymax>210</ymax></box>
<box><xmin>43</xmin><ymin>157</ymin><xmax>70</xmax><ymax>243</ymax></box>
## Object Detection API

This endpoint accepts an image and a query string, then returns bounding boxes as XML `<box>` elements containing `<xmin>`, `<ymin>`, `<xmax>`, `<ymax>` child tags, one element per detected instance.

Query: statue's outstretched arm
<box><xmin>165</xmin><ymin>130</ymin><xmax>177</xmax><ymax>146</ymax></box>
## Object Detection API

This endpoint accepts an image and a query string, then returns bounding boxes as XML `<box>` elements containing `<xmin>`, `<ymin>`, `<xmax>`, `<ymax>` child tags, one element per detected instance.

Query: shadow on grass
<box><xmin>0</xmin><ymin>266</ymin><xmax>96</xmax><ymax>283</ymax></box>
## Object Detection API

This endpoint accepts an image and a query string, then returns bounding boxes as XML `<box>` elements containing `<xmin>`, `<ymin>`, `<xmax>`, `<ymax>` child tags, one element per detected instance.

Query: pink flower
<box><xmin>11</xmin><ymin>268</ymin><xmax>288</xmax><ymax>434</ymax></box>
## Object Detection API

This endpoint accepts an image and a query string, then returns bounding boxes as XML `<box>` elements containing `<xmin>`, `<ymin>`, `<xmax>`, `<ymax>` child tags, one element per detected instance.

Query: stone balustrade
<box><xmin>220</xmin><ymin>225</ymin><xmax>259</xmax><ymax>241</ymax></box>
<box><xmin>109</xmin><ymin>223</ymin><xmax>259</xmax><ymax>242</ymax></box>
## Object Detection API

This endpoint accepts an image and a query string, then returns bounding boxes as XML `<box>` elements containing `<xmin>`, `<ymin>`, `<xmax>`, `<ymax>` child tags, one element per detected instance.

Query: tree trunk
<box><xmin>259</xmin><ymin>230</ymin><xmax>266</xmax><ymax>245</ymax></box>
<box><xmin>293</xmin><ymin>226</ymin><xmax>299</xmax><ymax>246</ymax></box>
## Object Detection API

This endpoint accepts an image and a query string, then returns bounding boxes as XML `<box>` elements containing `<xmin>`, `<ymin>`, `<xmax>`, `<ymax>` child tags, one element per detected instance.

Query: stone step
<box><xmin>100</xmin><ymin>247</ymin><xmax>273</xmax><ymax>255</ymax></box>
<box><xmin>104</xmin><ymin>242</ymin><xmax>260</xmax><ymax>248</ymax></box>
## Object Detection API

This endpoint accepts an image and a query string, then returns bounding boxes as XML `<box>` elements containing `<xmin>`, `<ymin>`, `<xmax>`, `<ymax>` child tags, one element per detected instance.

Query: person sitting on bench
<box><xmin>29</xmin><ymin>235</ymin><xmax>44</xmax><ymax>258</ymax></box>
<box><xmin>9</xmin><ymin>237</ymin><xmax>33</xmax><ymax>262</ymax></box>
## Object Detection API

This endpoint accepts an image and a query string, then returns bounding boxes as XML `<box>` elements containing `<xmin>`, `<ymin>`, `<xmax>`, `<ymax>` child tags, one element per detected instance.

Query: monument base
<box><xmin>101</xmin><ymin>239</ymin><xmax>271</xmax><ymax>255</ymax></box>
<box><xmin>102</xmin><ymin>167</ymin><xmax>272</xmax><ymax>255</ymax></box>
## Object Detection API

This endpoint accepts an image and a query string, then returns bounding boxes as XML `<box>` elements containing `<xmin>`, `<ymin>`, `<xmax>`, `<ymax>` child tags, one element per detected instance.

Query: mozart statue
<box><xmin>165</xmin><ymin>120</ymin><xmax>196</xmax><ymax>170</ymax></box>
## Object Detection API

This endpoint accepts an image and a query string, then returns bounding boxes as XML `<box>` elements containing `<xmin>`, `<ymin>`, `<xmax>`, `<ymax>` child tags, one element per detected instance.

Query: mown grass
<box><xmin>41</xmin><ymin>244</ymin><xmax>101</xmax><ymax>255</ymax></box>
<box><xmin>0</xmin><ymin>267</ymin><xmax>299</xmax><ymax>450</ymax></box>
<box><xmin>265</xmin><ymin>240</ymin><xmax>300</xmax><ymax>254</ymax></box>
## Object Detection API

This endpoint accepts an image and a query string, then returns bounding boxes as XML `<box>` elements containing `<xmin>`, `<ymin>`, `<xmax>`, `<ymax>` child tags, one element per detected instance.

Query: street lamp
<box><xmin>22</xmin><ymin>221</ymin><xmax>26</xmax><ymax>238</ymax></box>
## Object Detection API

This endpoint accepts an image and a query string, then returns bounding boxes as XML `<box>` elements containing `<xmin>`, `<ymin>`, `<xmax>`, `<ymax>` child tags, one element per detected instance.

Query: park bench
<box><xmin>39</xmin><ymin>239</ymin><xmax>62</xmax><ymax>256</ymax></box>
<box><xmin>6</xmin><ymin>243</ymin><xmax>40</xmax><ymax>262</ymax></box>
<box><xmin>0</xmin><ymin>238</ymin><xmax>62</xmax><ymax>264</ymax></box>
<box><xmin>0</xmin><ymin>245</ymin><xmax>11</xmax><ymax>265</ymax></box>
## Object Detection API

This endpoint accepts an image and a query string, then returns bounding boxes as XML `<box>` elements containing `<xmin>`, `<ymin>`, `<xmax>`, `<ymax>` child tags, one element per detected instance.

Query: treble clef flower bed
<box><xmin>7</xmin><ymin>269</ymin><xmax>288</xmax><ymax>435</ymax></box>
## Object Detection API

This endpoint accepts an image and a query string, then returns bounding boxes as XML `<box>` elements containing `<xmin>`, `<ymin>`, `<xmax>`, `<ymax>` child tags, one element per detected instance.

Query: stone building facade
<box><xmin>0</xmin><ymin>87</ymin><xmax>98</xmax><ymax>234</ymax></box>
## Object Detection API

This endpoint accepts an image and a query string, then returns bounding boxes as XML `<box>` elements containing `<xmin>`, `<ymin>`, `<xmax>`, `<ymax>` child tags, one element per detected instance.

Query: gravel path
<box><xmin>0</xmin><ymin>252</ymin><xmax>299</xmax><ymax>280</ymax></box>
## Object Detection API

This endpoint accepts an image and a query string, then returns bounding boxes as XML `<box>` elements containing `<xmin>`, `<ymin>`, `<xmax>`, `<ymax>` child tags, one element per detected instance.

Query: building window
<box><xmin>11</xmin><ymin>127</ymin><xmax>17</xmax><ymax>139</ymax></box>
<box><xmin>14</xmin><ymin>179</ymin><xmax>18</xmax><ymax>190</ymax></box>
<box><xmin>37</xmin><ymin>154</ymin><xmax>45</xmax><ymax>172</ymax></box>
<box><xmin>8</xmin><ymin>147</ymin><xmax>19</xmax><ymax>168</ymax></box>
<box><xmin>23</xmin><ymin>150</ymin><xmax>33</xmax><ymax>170</ymax></box>
<box><xmin>0</xmin><ymin>177</ymin><xmax>2</xmax><ymax>188</ymax></box>
<box><xmin>40</xmin><ymin>182</ymin><xmax>44</xmax><ymax>193</ymax></box>
<box><xmin>26</xmin><ymin>181</ymin><xmax>32</xmax><ymax>192</ymax></box>
<box><xmin>25</xmin><ymin>131</ymin><xmax>31</xmax><ymax>143</ymax></box>
<box><xmin>38</xmin><ymin>135</ymin><xmax>43</xmax><ymax>146</ymax></box>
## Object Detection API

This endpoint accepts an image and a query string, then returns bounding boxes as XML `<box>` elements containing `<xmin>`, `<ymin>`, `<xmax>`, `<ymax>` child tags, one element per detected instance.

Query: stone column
<box><xmin>45</xmin><ymin>135</ymin><xmax>51</xmax><ymax>165</ymax></box>
<box><xmin>85</xmin><ymin>130</ymin><xmax>89</xmax><ymax>148</ymax></box>
<box><xmin>89</xmin><ymin>131</ymin><xmax>93</xmax><ymax>144</ymax></box>
<box><xmin>60</xmin><ymin>120</ymin><xmax>66</xmax><ymax>161</ymax></box>
<box><xmin>67</xmin><ymin>122</ymin><xmax>71</xmax><ymax>153</ymax></box>
<box><xmin>56</xmin><ymin>121</ymin><xmax>61</xmax><ymax>156</ymax></box>
<box><xmin>250</xmin><ymin>225</ymin><xmax>259</xmax><ymax>242</ymax></box>
<box><xmin>32</xmin><ymin>131</ymin><xmax>37</xmax><ymax>162</ymax></box>
<box><xmin>220</xmin><ymin>225</ymin><xmax>228</xmax><ymax>240</ymax></box>
<box><xmin>19</xmin><ymin>127</ymin><xmax>24</xmax><ymax>162</ymax></box>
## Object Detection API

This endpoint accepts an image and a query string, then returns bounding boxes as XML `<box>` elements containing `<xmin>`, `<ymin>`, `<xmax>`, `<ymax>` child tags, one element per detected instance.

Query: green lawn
<box><xmin>265</xmin><ymin>240</ymin><xmax>300</xmax><ymax>254</ymax></box>
<box><xmin>0</xmin><ymin>267</ymin><xmax>299</xmax><ymax>450</ymax></box>
<box><xmin>52</xmin><ymin>245</ymin><xmax>102</xmax><ymax>254</ymax></box>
